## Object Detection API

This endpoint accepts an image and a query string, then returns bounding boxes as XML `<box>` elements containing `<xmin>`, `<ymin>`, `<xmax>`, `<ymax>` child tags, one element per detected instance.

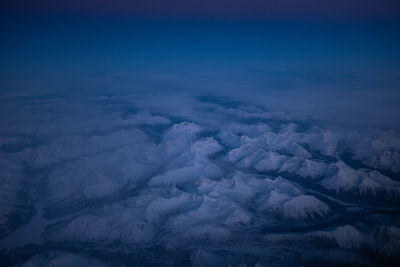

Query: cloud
<box><xmin>1</xmin><ymin>91</ymin><xmax>400</xmax><ymax>266</ymax></box>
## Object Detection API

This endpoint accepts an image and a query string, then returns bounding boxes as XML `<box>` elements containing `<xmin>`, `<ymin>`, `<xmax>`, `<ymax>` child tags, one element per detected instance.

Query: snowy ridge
<box><xmin>321</xmin><ymin>161</ymin><xmax>400</xmax><ymax>195</ymax></box>
<box><xmin>1</xmin><ymin>96</ymin><xmax>400</xmax><ymax>266</ymax></box>
<box><xmin>0</xmin><ymin>154</ymin><xmax>32</xmax><ymax>239</ymax></box>
<box><xmin>314</xmin><ymin>225</ymin><xmax>367</xmax><ymax>249</ymax></box>
<box><xmin>21</xmin><ymin>251</ymin><xmax>110</xmax><ymax>267</ymax></box>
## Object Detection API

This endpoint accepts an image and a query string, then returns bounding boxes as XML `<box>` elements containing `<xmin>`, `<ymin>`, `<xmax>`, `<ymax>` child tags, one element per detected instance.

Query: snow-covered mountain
<box><xmin>0</xmin><ymin>94</ymin><xmax>399</xmax><ymax>266</ymax></box>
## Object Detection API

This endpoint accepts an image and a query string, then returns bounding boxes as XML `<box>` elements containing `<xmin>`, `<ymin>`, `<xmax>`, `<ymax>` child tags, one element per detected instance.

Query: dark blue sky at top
<box><xmin>1</xmin><ymin>0</ymin><xmax>399</xmax><ymax>71</ymax></box>
<box><xmin>1</xmin><ymin>0</ymin><xmax>399</xmax><ymax>81</ymax></box>
<box><xmin>0</xmin><ymin>0</ymin><xmax>400</xmax><ymax>130</ymax></box>
<box><xmin>2</xmin><ymin>0</ymin><xmax>400</xmax><ymax>21</ymax></box>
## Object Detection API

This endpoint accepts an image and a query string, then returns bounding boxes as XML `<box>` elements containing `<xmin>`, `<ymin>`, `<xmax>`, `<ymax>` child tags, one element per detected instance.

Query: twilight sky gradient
<box><xmin>1</xmin><ymin>2</ymin><xmax>400</xmax><ymax>266</ymax></box>
<box><xmin>1</xmin><ymin>0</ymin><xmax>400</xmax><ymax>130</ymax></box>
<box><xmin>2</xmin><ymin>0</ymin><xmax>400</xmax><ymax>20</ymax></box>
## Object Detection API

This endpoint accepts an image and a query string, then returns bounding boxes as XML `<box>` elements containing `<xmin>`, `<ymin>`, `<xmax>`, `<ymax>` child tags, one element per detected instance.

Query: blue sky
<box><xmin>0</xmin><ymin>2</ymin><xmax>400</xmax><ymax>129</ymax></box>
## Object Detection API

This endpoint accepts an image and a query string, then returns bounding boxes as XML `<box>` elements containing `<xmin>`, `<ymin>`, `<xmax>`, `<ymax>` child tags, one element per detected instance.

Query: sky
<box><xmin>1</xmin><ymin>2</ymin><xmax>400</xmax><ymax>265</ymax></box>
<box><xmin>2</xmin><ymin>0</ymin><xmax>400</xmax><ymax>20</ymax></box>
<box><xmin>1</xmin><ymin>0</ymin><xmax>400</xmax><ymax>130</ymax></box>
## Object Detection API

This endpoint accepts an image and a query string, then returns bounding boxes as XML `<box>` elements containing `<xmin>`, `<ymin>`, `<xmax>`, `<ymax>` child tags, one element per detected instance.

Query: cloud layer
<box><xmin>0</xmin><ymin>93</ymin><xmax>399</xmax><ymax>266</ymax></box>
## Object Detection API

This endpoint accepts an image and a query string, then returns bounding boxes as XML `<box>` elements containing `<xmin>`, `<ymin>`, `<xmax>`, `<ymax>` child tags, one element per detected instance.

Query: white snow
<box><xmin>255</xmin><ymin>152</ymin><xmax>288</xmax><ymax>172</ymax></box>
<box><xmin>0</xmin><ymin>154</ymin><xmax>24</xmax><ymax>233</ymax></box>
<box><xmin>321</xmin><ymin>161</ymin><xmax>400</xmax><ymax>195</ymax></box>
<box><xmin>282</xmin><ymin>195</ymin><xmax>330</xmax><ymax>220</ymax></box>
<box><xmin>16</xmin><ymin>129</ymin><xmax>149</xmax><ymax>168</ymax></box>
<box><xmin>314</xmin><ymin>225</ymin><xmax>366</xmax><ymax>249</ymax></box>
<box><xmin>21</xmin><ymin>251</ymin><xmax>110</xmax><ymax>267</ymax></box>
<box><xmin>1</xmin><ymin>95</ymin><xmax>399</xmax><ymax>266</ymax></box>
<box><xmin>296</xmin><ymin>159</ymin><xmax>332</xmax><ymax>178</ymax></box>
